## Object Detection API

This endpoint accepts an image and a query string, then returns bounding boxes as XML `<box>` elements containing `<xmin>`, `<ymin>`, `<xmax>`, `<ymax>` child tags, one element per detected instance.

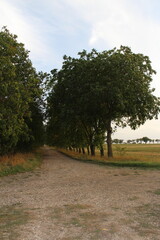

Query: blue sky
<box><xmin>1</xmin><ymin>0</ymin><xmax>160</xmax><ymax>140</ymax></box>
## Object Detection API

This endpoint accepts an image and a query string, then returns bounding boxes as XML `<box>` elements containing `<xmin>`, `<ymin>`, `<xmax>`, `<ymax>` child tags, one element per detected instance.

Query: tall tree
<box><xmin>96</xmin><ymin>46</ymin><xmax>160</xmax><ymax>156</ymax></box>
<box><xmin>47</xmin><ymin>46</ymin><xmax>160</xmax><ymax>157</ymax></box>
<box><xmin>47</xmin><ymin>56</ymin><xmax>106</xmax><ymax>155</ymax></box>
<box><xmin>0</xmin><ymin>27</ymin><xmax>42</xmax><ymax>155</ymax></box>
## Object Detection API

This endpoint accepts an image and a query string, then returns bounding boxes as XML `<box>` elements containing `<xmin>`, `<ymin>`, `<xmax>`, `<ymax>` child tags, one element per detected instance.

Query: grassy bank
<box><xmin>0</xmin><ymin>150</ymin><xmax>42</xmax><ymax>177</ymax></box>
<box><xmin>58</xmin><ymin>144</ymin><xmax>160</xmax><ymax>169</ymax></box>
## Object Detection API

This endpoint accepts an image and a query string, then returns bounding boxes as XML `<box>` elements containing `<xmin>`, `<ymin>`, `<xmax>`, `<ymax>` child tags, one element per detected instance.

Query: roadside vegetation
<box><xmin>1</xmin><ymin>27</ymin><xmax>160</xmax><ymax>169</ymax></box>
<box><xmin>0</xmin><ymin>27</ymin><xmax>45</xmax><ymax>176</ymax></box>
<box><xmin>0</xmin><ymin>27</ymin><xmax>45</xmax><ymax>156</ymax></box>
<box><xmin>58</xmin><ymin>144</ymin><xmax>160</xmax><ymax>169</ymax></box>
<box><xmin>0</xmin><ymin>150</ymin><xmax>42</xmax><ymax>177</ymax></box>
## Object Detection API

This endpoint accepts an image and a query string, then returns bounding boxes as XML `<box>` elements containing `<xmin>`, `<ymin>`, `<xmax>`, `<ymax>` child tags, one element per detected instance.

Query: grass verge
<box><xmin>58</xmin><ymin>149</ymin><xmax>160</xmax><ymax>170</ymax></box>
<box><xmin>0</xmin><ymin>150</ymin><xmax>42</xmax><ymax>177</ymax></box>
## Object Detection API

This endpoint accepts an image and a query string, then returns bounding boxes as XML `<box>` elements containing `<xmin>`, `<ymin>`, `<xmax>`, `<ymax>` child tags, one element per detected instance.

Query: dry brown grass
<box><xmin>0</xmin><ymin>151</ymin><xmax>42</xmax><ymax>177</ymax></box>
<box><xmin>0</xmin><ymin>153</ymin><xmax>34</xmax><ymax>167</ymax></box>
<box><xmin>59</xmin><ymin>144</ymin><xmax>160</xmax><ymax>168</ymax></box>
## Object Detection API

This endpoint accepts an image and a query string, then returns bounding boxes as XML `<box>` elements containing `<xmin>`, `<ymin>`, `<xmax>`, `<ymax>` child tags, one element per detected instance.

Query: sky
<box><xmin>1</xmin><ymin>0</ymin><xmax>160</xmax><ymax>141</ymax></box>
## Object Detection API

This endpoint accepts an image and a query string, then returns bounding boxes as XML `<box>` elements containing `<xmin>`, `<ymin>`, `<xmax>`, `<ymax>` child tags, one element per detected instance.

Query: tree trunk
<box><xmin>78</xmin><ymin>148</ymin><xmax>81</xmax><ymax>153</ymax></box>
<box><xmin>107</xmin><ymin>121</ymin><xmax>113</xmax><ymax>158</ymax></box>
<box><xmin>82</xmin><ymin>147</ymin><xmax>85</xmax><ymax>154</ymax></box>
<box><xmin>100</xmin><ymin>145</ymin><xmax>104</xmax><ymax>157</ymax></box>
<box><xmin>87</xmin><ymin>146</ymin><xmax>90</xmax><ymax>155</ymax></box>
<box><xmin>90</xmin><ymin>144</ymin><xmax>95</xmax><ymax>156</ymax></box>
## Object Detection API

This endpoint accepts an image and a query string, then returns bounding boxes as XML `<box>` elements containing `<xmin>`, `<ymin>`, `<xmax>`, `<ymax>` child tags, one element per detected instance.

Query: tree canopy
<box><xmin>1</xmin><ymin>27</ymin><xmax>159</xmax><ymax>157</ymax></box>
<box><xmin>46</xmin><ymin>46</ymin><xmax>160</xmax><ymax>157</ymax></box>
<box><xmin>0</xmin><ymin>27</ymin><xmax>44</xmax><ymax>155</ymax></box>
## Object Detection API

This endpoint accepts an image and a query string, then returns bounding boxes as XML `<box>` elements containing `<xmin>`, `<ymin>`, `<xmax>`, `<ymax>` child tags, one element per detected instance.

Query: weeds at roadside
<box><xmin>0</xmin><ymin>151</ymin><xmax>42</xmax><ymax>177</ymax></box>
<box><xmin>115</xmin><ymin>145</ymin><xmax>127</xmax><ymax>156</ymax></box>
<box><xmin>58</xmin><ymin>148</ymin><xmax>160</xmax><ymax>170</ymax></box>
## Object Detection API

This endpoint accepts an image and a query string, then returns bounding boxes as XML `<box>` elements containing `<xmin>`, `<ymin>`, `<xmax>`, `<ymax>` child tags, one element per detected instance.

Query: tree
<box><xmin>46</xmin><ymin>76</ymin><xmax>89</xmax><ymax>151</ymax></box>
<box><xmin>46</xmin><ymin>46</ymin><xmax>160</xmax><ymax>157</ymax></box>
<box><xmin>93</xmin><ymin>46</ymin><xmax>160</xmax><ymax>156</ymax></box>
<box><xmin>0</xmin><ymin>27</ymin><xmax>42</xmax><ymax>155</ymax></box>
<box><xmin>15</xmin><ymin>99</ymin><xmax>45</xmax><ymax>151</ymax></box>
<box><xmin>141</xmin><ymin>137</ymin><xmax>151</xmax><ymax>144</ymax></box>
<box><xmin>46</xmin><ymin>53</ymin><xmax>107</xmax><ymax>156</ymax></box>
<box><xmin>112</xmin><ymin>139</ymin><xmax>124</xmax><ymax>144</ymax></box>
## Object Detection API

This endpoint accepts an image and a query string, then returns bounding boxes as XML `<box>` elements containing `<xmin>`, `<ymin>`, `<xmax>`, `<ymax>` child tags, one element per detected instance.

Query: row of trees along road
<box><xmin>1</xmin><ymin>28</ymin><xmax>159</xmax><ymax>157</ymax></box>
<box><xmin>0</xmin><ymin>27</ymin><xmax>45</xmax><ymax>155</ymax></box>
<box><xmin>46</xmin><ymin>47</ymin><xmax>160</xmax><ymax>157</ymax></box>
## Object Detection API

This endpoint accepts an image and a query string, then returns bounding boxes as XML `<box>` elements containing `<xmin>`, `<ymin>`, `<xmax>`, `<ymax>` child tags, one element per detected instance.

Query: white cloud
<box><xmin>113</xmin><ymin>118</ymin><xmax>160</xmax><ymax>141</ymax></box>
<box><xmin>65</xmin><ymin>0</ymin><xmax>160</xmax><ymax>139</ymax></box>
<box><xmin>65</xmin><ymin>0</ymin><xmax>160</xmax><ymax>94</ymax></box>
<box><xmin>86</xmin><ymin>1</ymin><xmax>160</xmax><ymax>60</ymax></box>
<box><xmin>0</xmin><ymin>0</ymin><xmax>58</xmax><ymax>71</ymax></box>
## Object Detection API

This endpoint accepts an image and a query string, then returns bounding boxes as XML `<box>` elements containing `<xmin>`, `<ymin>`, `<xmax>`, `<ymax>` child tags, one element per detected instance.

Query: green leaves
<box><xmin>0</xmin><ymin>27</ymin><xmax>43</xmax><ymax>155</ymax></box>
<box><xmin>47</xmin><ymin>46</ymin><xmax>160</xmax><ymax>157</ymax></box>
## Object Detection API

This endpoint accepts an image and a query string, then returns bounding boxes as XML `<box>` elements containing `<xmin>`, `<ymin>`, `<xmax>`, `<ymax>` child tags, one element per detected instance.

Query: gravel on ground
<box><xmin>0</xmin><ymin>146</ymin><xmax>160</xmax><ymax>240</ymax></box>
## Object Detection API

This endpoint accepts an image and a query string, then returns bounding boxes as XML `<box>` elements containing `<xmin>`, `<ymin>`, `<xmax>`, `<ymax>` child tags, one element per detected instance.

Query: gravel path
<box><xmin>0</xmin><ymin>146</ymin><xmax>160</xmax><ymax>240</ymax></box>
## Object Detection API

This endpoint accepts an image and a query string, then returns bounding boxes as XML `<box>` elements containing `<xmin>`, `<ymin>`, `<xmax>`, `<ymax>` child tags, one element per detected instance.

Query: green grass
<box><xmin>50</xmin><ymin>204</ymin><xmax>109</xmax><ymax>239</ymax></box>
<box><xmin>131</xmin><ymin>203</ymin><xmax>160</xmax><ymax>237</ymax></box>
<box><xmin>58</xmin><ymin>144</ymin><xmax>160</xmax><ymax>169</ymax></box>
<box><xmin>0</xmin><ymin>151</ymin><xmax>42</xmax><ymax>177</ymax></box>
<box><xmin>0</xmin><ymin>203</ymin><xmax>29</xmax><ymax>239</ymax></box>
<box><xmin>154</xmin><ymin>189</ymin><xmax>160</xmax><ymax>195</ymax></box>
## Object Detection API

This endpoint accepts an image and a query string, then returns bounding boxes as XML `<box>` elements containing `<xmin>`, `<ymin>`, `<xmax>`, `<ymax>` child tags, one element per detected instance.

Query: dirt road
<box><xmin>0</xmin><ymin>147</ymin><xmax>160</xmax><ymax>240</ymax></box>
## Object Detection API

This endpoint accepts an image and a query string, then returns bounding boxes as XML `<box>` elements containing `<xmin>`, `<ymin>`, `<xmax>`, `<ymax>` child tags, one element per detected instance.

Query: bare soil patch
<box><xmin>0</xmin><ymin>146</ymin><xmax>160</xmax><ymax>240</ymax></box>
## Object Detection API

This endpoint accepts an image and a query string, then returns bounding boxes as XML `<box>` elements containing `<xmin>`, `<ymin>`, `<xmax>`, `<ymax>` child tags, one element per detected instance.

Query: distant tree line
<box><xmin>0</xmin><ymin>27</ymin><xmax>45</xmax><ymax>155</ymax></box>
<box><xmin>113</xmin><ymin>137</ymin><xmax>160</xmax><ymax>144</ymax></box>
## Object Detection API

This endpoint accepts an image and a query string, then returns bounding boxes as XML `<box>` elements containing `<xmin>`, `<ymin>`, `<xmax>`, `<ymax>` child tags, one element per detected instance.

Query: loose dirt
<box><xmin>0</xmin><ymin>146</ymin><xmax>160</xmax><ymax>240</ymax></box>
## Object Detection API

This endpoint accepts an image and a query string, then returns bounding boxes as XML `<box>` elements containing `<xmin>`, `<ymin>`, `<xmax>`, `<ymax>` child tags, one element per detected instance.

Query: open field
<box><xmin>113</xmin><ymin>144</ymin><xmax>160</xmax><ymax>162</ymax></box>
<box><xmin>59</xmin><ymin>144</ymin><xmax>160</xmax><ymax>169</ymax></box>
